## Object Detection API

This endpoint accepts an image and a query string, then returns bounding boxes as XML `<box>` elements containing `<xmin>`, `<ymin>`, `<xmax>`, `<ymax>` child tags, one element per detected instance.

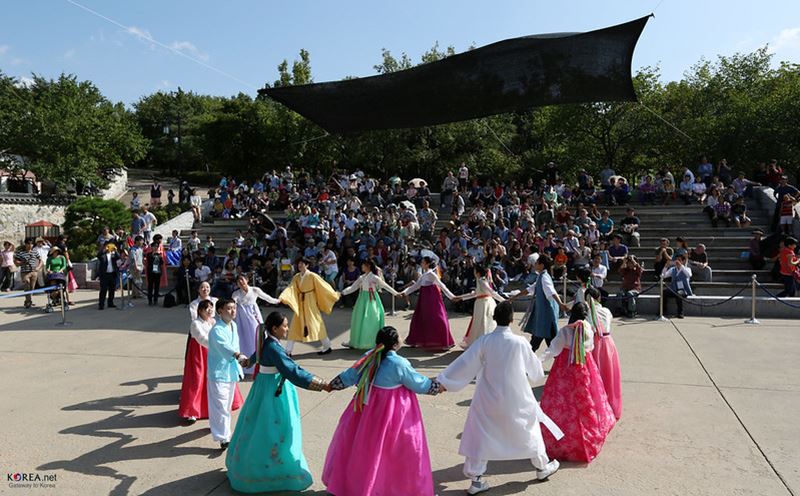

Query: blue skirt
<box><xmin>225</xmin><ymin>372</ymin><xmax>312</xmax><ymax>493</ymax></box>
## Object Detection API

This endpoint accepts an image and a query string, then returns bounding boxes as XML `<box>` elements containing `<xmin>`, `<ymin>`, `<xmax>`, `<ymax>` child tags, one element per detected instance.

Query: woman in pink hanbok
<box><xmin>539</xmin><ymin>302</ymin><xmax>616</xmax><ymax>463</ymax></box>
<box><xmin>586</xmin><ymin>286</ymin><xmax>622</xmax><ymax>419</ymax></box>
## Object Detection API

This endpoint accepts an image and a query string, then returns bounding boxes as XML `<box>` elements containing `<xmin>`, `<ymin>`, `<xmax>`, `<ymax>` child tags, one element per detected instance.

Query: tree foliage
<box><xmin>0</xmin><ymin>73</ymin><xmax>148</xmax><ymax>188</ymax></box>
<box><xmin>63</xmin><ymin>197</ymin><xmax>132</xmax><ymax>260</ymax></box>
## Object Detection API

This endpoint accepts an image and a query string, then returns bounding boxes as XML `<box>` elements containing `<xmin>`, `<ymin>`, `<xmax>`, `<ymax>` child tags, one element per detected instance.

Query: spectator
<box><xmin>0</xmin><ymin>241</ymin><xmax>15</xmax><ymax>291</ymax></box>
<box><xmin>442</xmin><ymin>171</ymin><xmax>459</xmax><ymax>208</ymax></box>
<box><xmin>697</xmin><ymin>156</ymin><xmax>713</xmax><ymax>186</ymax></box>
<box><xmin>599</xmin><ymin>166</ymin><xmax>616</xmax><ymax>190</ymax></box>
<box><xmin>653</xmin><ymin>238</ymin><xmax>673</xmax><ymax>279</ymax></box>
<box><xmin>458</xmin><ymin>162</ymin><xmax>469</xmax><ymax>192</ymax></box>
<box><xmin>14</xmin><ymin>238</ymin><xmax>41</xmax><ymax>308</ymax></box>
<box><xmin>150</xmin><ymin>178</ymin><xmax>163</xmax><ymax>207</ymax></box>
<box><xmin>673</xmin><ymin>237</ymin><xmax>689</xmax><ymax>260</ymax></box>
<box><xmin>732</xmin><ymin>197</ymin><xmax>751</xmax><ymax>228</ymax></box>
<box><xmin>619</xmin><ymin>208</ymin><xmax>641</xmax><ymax>248</ymax></box>
<box><xmin>590</xmin><ymin>254</ymin><xmax>608</xmax><ymax>299</ymax></box>
<box><xmin>766</xmin><ymin>159</ymin><xmax>784</xmax><ymax>188</ymax></box>
<box><xmin>96</xmin><ymin>241</ymin><xmax>121</xmax><ymax>310</ymax></box>
<box><xmin>607</xmin><ymin>234</ymin><xmax>629</xmax><ymax>272</ymax></box>
<box><xmin>145</xmin><ymin>238</ymin><xmax>167</xmax><ymax>306</ymax></box>
<box><xmin>732</xmin><ymin>172</ymin><xmax>759</xmax><ymax>198</ymax></box>
<box><xmin>613</xmin><ymin>177</ymin><xmax>631</xmax><ymax>205</ymax></box>
<box><xmin>749</xmin><ymin>229</ymin><xmax>766</xmax><ymax>270</ymax></box>
<box><xmin>716</xmin><ymin>159</ymin><xmax>733</xmax><ymax>185</ymax></box>
<box><xmin>776</xmin><ymin>237</ymin><xmax>799</xmax><ymax>297</ymax></box>
<box><xmin>691</xmin><ymin>176</ymin><xmax>707</xmax><ymax>204</ymax></box>
<box><xmin>778</xmin><ymin>192</ymin><xmax>797</xmax><ymax>235</ymax></box>
<box><xmin>679</xmin><ymin>174</ymin><xmax>694</xmax><ymax>204</ymax></box>
<box><xmin>141</xmin><ymin>205</ymin><xmax>158</xmax><ymax>244</ymax></box>
<box><xmin>661</xmin><ymin>255</ymin><xmax>693</xmax><ymax>319</ymax></box>
<box><xmin>688</xmin><ymin>244</ymin><xmax>712</xmax><ymax>282</ymax></box>
<box><xmin>619</xmin><ymin>255</ymin><xmax>643</xmax><ymax>318</ymax></box>
<box><xmin>711</xmin><ymin>198</ymin><xmax>732</xmax><ymax>228</ymax></box>
<box><xmin>597</xmin><ymin>210</ymin><xmax>614</xmax><ymax>240</ymax></box>
<box><xmin>33</xmin><ymin>238</ymin><xmax>51</xmax><ymax>288</ymax></box>
<box><xmin>130</xmin><ymin>191</ymin><xmax>141</xmax><ymax>210</ymax></box>
<box><xmin>190</xmin><ymin>189</ymin><xmax>203</xmax><ymax>222</ymax></box>
<box><xmin>638</xmin><ymin>175</ymin><xmax>656</xmax><ymax>205</ymax></box>
<box><xmin>660</xmin><ymin>176</ymin><xmax>676</xmax><ymax>205</ymax></box>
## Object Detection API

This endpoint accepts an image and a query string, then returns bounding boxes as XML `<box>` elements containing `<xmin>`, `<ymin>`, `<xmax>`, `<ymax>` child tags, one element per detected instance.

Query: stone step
<box><xmin>507</xmin><ymin>280</ymin><xmax>782</xmax><ymax>297</ymax></box>
<box><xmin>605</xmin><ymin>268</ymin><xmax>769</xmax><ymax>283</ymax></box>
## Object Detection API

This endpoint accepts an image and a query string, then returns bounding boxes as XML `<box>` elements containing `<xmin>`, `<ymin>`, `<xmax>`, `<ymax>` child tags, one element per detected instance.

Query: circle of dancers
<box><xmin>178</xmin><ymin>252</ymin><xmax>622</xmax><ymax>495</ymax></box>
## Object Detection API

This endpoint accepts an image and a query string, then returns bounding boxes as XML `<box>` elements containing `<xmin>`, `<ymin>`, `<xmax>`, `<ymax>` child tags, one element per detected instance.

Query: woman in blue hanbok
<box><xmin>225</xmin><ymin>311</ymin><xmax>330</xmax><ymax>493</ymax></box>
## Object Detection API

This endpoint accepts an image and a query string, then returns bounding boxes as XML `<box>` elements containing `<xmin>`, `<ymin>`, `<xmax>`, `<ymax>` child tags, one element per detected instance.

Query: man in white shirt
<box><xmin>591</xmin><ymin>255</ymin><xmax>608</xmax><ymax>298</ymax></box>
<box><xmin>458</xmin><ymin>163</ymin><xmax>469</xmax><ymax>191</ymax></box>
<box><xmin>141</xmin><ymin>206</ymin><xmax>157</xmax><ymax>244</ymax></box>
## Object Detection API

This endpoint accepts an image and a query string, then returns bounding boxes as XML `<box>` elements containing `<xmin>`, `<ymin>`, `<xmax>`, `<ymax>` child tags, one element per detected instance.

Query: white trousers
<box><xmin>463</xmin><ymin>454</ymin><xmax>549</xmax><ymax>480</ymax></box>
<box><xmin>208</xmin><ymin>380</ymin><xmax>235</xmax><ymax>443</ymax></box>
<box><xmin>284</xmin><ymin>337</ymin><xmax>332</xmax><ymax>354</ymax></box>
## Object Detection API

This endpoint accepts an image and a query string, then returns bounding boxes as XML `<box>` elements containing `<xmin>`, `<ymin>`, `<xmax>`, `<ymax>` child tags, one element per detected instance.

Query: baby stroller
<box><xmin>45</xmin><ymin>272</ymin><xmax>68</xmax><ymax>313</ymax></box>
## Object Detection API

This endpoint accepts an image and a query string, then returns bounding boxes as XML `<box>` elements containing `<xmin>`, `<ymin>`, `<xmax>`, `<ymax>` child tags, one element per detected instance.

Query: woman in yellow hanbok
<box><xmin>279</xmin><ymin>257</ymin><xmax>340</xmax><ymax>355</ymax></box>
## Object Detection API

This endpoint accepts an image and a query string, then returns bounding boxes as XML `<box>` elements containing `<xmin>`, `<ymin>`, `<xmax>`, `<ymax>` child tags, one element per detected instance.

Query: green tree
<box><xmin>63</xmin><ymin>197</ymin><xmax>132</xmax><ymax>261</ymax></box>
<box><xmin>0</xmin><ymin>73</ymin><xmax>148</xmax><ymax>189</ymax></box>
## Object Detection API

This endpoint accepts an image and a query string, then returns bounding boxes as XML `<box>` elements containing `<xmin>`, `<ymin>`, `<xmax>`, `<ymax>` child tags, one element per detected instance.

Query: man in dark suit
<box><xmin>97</xmin><ymin>241</ymin><xmax>121</xmax><ymax>310</ymax></box>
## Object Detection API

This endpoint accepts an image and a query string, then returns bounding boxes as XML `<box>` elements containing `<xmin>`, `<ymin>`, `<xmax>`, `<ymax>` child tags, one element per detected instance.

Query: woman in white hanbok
<box><xmin>232</xmin><ymin>274</ymin><xmax>280</xmax><ymax>375</ymax></box>
<box><xmin>456</xmin><ymin>266</ymin><xmax>504</xmax><ymax>348</ymax></box>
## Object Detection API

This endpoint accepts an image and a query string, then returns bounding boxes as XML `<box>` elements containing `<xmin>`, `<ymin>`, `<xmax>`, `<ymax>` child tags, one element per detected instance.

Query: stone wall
<box><xmin>100</xmin><ymin>168</ymin><xmax>128</xmax><ymax>200</ymax></box>
<box><xmin>0</xmin><ymin>203</ymin><xmax>66</xmax><ymax>244</ymax></box>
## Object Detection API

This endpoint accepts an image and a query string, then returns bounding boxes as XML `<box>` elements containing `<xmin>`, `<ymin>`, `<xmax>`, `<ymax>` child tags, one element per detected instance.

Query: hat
<box><xmin>35</xmin><ymin>237</ymin><xmax>45</xmax><ymax>244</ymax></box>
<box><xmin>752</xmin><ymin>229</ymin><xmax>764</xmax><ymax>236</ymax></box>
<box><xmin>49</xmin><ymin>246</ymin><xmax>61</xmax><ymax>255</ymax></box>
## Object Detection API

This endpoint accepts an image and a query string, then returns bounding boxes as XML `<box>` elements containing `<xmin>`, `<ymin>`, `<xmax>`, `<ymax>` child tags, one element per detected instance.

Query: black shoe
<box><xmin>108</xmin><ymin>303</ymin><xmax>117</xmax><ymax>308</ymax></box>
<box><xmin>676</xmin><ymin>314</ymin><xmax>684</xmax><ymax>319</ymax></box>
<box><xmin>317</xmin><ymin>347</ymin><xmax>333</xmax><ymax>355</ymax></box>
<box><xmin>98</xmin><ymin>305</ymin><xmax>104</xmax><ymax>310</ymax></box>
<box><xmin>220</xmin><ymin>442</ymin><xmax>229</xmax><ymax>450</ymax></box>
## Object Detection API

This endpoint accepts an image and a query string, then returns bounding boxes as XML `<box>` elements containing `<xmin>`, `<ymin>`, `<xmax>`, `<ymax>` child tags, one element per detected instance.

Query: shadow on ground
<box><xmin>37</xmin><ymin>375</ymin><xmax>222</xmax><ymax>496</ymax></box>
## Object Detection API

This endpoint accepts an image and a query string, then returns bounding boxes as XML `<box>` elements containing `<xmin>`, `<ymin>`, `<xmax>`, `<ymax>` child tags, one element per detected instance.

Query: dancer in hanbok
<box><xmin>456</xmin><ymin>265</ymin><xmax>505</xmax><ymax>348</ymax></box>
<box><xmin>437</xmin><ymin>302</ymin><xmax>562</xmax><ymax>494</ymax></box>
<box><xmin>189</xmin><ymin>281</ymin><xmax>217</xmax><ymax>320</ymax></box>
<box><xmin>512</xmin><ymin>254</ymin><xmax>569</xmax><ymax>352</ymax></box>
<box><xmin>323</xmin><ymin>326</ymin><xmax>443</xmax><ymax>496</ymax></box>
<box><xmin>339</xmin><ymin>260</ymin><xmax>401</xmax><ymax>350</ymax></box>
<box><xmin>232</xmin><ymin>274</ymin><xmax>280</xmax><ymax>374</ymax></box>
<box><xmin>279</xmin><ymin>257</ymin><xmax>339</xmax><ymax>355</ymax></box>
<box><xmin>400</xmin><ymin>256</ymin><xmax>457</xmax><ymax>349</ymax></box>
<box><xmin>585</xmin><ymin>286</ymin><xmax>622</xmax><ymax>419</ymax></box>
<box><xmin>539</xmin><ymin>302</ymin><xmax>616</xmax><ymax>463</ymax></box>
<box><xmin>226</xmin><ymin>311</ymin><xmax>330</xmax><ymax>493</ymax></box>
<box><xmin>179</xmin><ymin>299</ymin><xmax>243</xmax><ymax>422</ymax></box>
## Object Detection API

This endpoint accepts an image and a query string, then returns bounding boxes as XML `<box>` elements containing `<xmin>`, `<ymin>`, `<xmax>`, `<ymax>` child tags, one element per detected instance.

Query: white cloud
<box><xmin>168</xmin><ymin>40</ymin><xmax>209</xmax><ymax>62</ymax></box>
<box><xmin>769</xmin><ymin>27</ymin><xmax>800</xmax><ymax>60</ymax></box>
<box><xmin>0</xmin><ymin>45</ymin><xmax>9</xmax><ymax>56</ymax></box>
<box><xmin>64</xmin><ymin>49</ymin><xmax>76</xmax><ymax>59</ymax></box>
<box><xmin>14</xmin><ymin>76</ymin><xmax>34</xmax><ymax>88</ymax></box>
<box><xmin>126</xmin><ymin>25</ymin><xmax>156</xmax><ymax>49</ymax></box>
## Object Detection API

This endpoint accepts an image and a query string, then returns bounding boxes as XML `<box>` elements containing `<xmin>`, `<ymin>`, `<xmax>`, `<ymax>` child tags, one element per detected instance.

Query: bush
<box><xmin>64</xmin><ymin>197</ymin><xmax>132</xmax><ymax>260</ymax></box>
<box><xmin>150</xmin><ymin>202</ymin><xmax>190</xmax><ymax>224</ymax></box>
<box><xmin>70</xmin><ymin>243</ymin><xmax>99</xmax><ymax>263</ymax></box>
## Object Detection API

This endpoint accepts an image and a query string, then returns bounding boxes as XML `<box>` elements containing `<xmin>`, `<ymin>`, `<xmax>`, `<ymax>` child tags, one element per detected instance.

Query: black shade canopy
<box><xmin>260</xmin><ymin>16</ymin><xmax>651</xmax><ymax>134</ymax></box>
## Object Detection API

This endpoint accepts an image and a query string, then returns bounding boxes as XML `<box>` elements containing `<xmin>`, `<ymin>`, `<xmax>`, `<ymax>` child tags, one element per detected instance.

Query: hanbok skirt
<box><xmin>226</xmin><ymin>372</ymin><xmax>312</xmax><ymax>493</ymax></box>
<box><xmin>461</xmin><ymin>296</ymin><xmax>496</xmax><ymax>348</ymax></box>
<box><xmin>349</xmin><ymin>290</ymin><xmax>386</xmax><ymax>350</ymax></box>
<box><xmin>235</xmin><ymin>302</ymin><xmax>262</xmax><ymax>374</ymax></box>
<box><xmin>322</xmin><ymin>386</ymin><xmax>434</xmax><ymax>496</ymax></box>
<box><xmin>540</xmin><ymin>352</ymin><xmax>616</xmax><ymax>463</ymax></box>
<box><xmin>178</xmin><ymin>336</ymin><xmax>243</xmax><ymax>419</ymax></box>
<box><xmin>407</xmin><ymin>285</ymin><xmax>454</xmax><ymax>348</ymax></box>
<box><xmin>592</xmin><ymin>334</ymin><xmax>622</xmax><ymax>419</ymax></box>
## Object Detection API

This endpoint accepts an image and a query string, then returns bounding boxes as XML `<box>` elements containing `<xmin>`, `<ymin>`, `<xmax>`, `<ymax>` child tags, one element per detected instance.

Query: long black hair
<box><xmin>375</xmin><ymin>326</ymin><xmax>400</xmax><ymax>359</ymax></box>
<box><xmin>569</xmin><ymin>302</ymin><xmax>589</xmax><ymax>323</ymax></box>
<box><xmin>265</xmin><ymin>311</ymin><xmax>287</xmax><ymax>336</ymax></box>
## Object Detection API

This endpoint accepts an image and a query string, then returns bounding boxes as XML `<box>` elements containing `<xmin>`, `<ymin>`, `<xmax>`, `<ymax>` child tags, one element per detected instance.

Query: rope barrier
<box><xmin>756</xmin><ymin>281</ymin><xmax>800</xmax><ymax>309</ymax></box>
<box><xmin>663</xmin><ymin>284</ymin><xmax>749</xmax><ymax>307</ymax></box>
<box><xmin>0</xmin><ymin>285</ymin><xmax>60</xmax><ymax>299</ymax></box>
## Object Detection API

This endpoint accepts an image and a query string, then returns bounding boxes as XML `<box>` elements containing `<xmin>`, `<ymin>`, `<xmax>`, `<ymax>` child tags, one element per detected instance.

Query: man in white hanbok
<box><xmin>437</xmin><ymin>301</ymin><xmax>562</xmax><ymax>494</ymax></box>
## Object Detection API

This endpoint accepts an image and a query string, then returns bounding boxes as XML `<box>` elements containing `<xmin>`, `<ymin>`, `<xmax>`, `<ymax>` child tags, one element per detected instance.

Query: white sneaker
<box><xmin>537</xmin><ymin>460</ymin><xmax>560</xmax><ymax>480</ymax></box>
<box><xmin>467</xmin><ymin>477</ymin><xmax>490</xmax><ymax>495</ymax></box>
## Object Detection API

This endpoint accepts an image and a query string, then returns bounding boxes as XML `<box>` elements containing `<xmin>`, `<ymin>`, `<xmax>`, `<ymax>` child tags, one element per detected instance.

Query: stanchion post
<box><xmin>745</xmin><ymin>274</ymin><xmax>760</xmax><ymax>325</ymax></box>
<box><xmin>656</xmin><ymin>276</ymin><xmax>668</xmax><ymax>321</ymax></box>
<box><xmin>55</xmin><ymin>285</ymin><xmax>71</xmax><ymax>327</ymax></box>
<box><xmin>388</xmin><ymin>272</ymin><xmax>396</xmax><ymax>316</ymax></box>
<box><xmin>185</xmin><ymin>271</ymin><xmax>191</xmax><ymax>307</ymax></box>
<box><xmin>117</xmin><ymin>272</ymin><xmax>124</xmax><ymax>311</ymax></box>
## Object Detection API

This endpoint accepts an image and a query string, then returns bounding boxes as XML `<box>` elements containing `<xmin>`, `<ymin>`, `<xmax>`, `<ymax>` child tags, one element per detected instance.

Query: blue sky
<box><xmin>2</xmin><ymin>0</ymin><xmax>799</xmax><ymax>105</ymax></box>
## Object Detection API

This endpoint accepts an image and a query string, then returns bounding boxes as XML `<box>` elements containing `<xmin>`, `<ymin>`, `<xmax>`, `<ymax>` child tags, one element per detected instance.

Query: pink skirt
<box><xmin>592</xmin><ymin>334</ymin><xmax>622</xmax><ymax>419</ymax></box>
<box><xmin>322</xmin><ymin>386</ymin><xmax>434</xmax><ymax>496</ymax></box>
<box><xmin>540</xmin><ymin>352</ymin><xmax>616</xmax><ymax>463</ymax></box>
<box><xmin>178</xmin><ymin>336</ymin><xmax>243</xmax><ymax>419</ymax></box>
<box><xmin>406</xmin><ymin>284</ymin><xmax>454</xmax><ymax>348</ymax></box>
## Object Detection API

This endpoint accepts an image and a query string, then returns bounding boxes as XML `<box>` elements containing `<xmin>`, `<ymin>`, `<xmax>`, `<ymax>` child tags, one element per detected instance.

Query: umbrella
<box><xmin>388</xmin><ymin>176</ymin><xmax>402</xmax><ymax>186</ymax></box>
<box><xmin>419</xmin><ymin>249</ymin><xmax>440</xmax><ymax>266</ymax></box>
<box><xmin>399</xmin><ymin>201</ymin><xmax>417</xmax><ymax>214</ymax></box>
<box><xmin>408</xmin><ymin>178</ymin><xmax>428</xmax><ymax>188</ymax></box>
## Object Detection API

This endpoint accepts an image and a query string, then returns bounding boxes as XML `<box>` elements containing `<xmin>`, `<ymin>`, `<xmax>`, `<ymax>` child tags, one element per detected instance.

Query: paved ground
<box><xmin>1</xmin><ymin>289</ymin><xmax>798</xmax><ymax>496</ymax></box>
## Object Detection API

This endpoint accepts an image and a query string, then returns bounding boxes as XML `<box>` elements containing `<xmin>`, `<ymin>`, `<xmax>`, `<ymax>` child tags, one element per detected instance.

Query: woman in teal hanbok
<box><xmin>225</xmin><ymin>311</ymin><xmax>330</xmax><ymax>493</ymax></box>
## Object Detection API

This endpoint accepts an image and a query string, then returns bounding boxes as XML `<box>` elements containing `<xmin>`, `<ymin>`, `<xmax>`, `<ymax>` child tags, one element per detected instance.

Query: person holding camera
<box><xmin>619</xmin><ymin>255</ymin><xmax>644</xmax><ymax>318</ymax></box>
<box><xmin>660</xmin><ymin>255</ymin><xmax>693</xmax><ymax>319</ymax></box>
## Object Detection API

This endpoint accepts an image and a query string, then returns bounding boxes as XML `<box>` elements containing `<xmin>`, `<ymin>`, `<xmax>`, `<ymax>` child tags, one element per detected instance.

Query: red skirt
<box><xmin>178</xmin><ymin>336</ymin><xmax>243</xmax><ymax>419</ymax></box>
<box><xmin>540</xmin><ymin>352</ymin><xmax>616</xmax><ymax>463</ymax></box>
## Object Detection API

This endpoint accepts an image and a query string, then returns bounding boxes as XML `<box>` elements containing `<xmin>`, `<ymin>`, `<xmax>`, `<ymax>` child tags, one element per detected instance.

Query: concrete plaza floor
<box><xmin>0</xmin><ymin>289</ymin><xmax>798</xmax><ymax>496</ymax></box>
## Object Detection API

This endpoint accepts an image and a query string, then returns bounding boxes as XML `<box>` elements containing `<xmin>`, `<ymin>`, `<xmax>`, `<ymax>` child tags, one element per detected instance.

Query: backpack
<box><xmin>163</xmin><ymin>292</ymin><xmax>177</xmax><ymax>308</ymax></box>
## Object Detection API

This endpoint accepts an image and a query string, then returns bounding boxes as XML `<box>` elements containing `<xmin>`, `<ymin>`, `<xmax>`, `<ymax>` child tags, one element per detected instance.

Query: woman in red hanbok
<box><xmin>539</xmin><ymin>302</ymin><xmax>616</xmax><ymax>463</ymax></box>
<box><xmin>178</xmin><ymin>299</ymin><xmax>243</xmax><ymax>422</ymax></box>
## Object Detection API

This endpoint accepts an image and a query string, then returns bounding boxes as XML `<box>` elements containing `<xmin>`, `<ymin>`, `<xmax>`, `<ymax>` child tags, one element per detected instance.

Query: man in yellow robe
<box><xmin>279</xmin><ymin>257</ymin><xmax>340</xmax><ymax>355</ymax></box>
